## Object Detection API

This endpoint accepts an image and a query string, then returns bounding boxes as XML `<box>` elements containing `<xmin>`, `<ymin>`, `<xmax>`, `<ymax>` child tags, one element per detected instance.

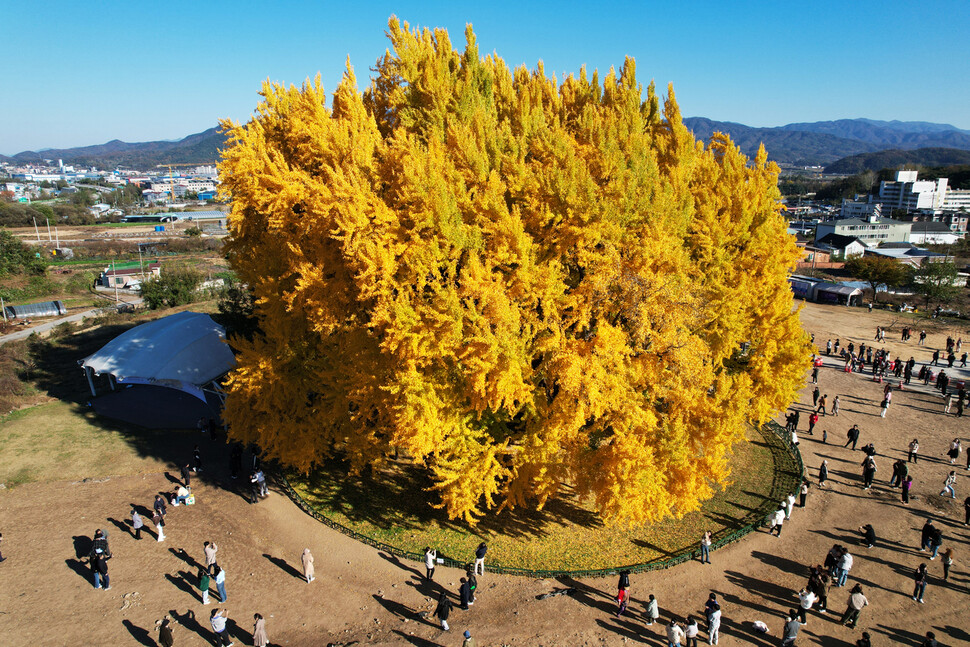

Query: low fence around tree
<box><xmin>277</xmin><ymin>419</ymin><xmax>803</xmax><ymax>578</ymax></box>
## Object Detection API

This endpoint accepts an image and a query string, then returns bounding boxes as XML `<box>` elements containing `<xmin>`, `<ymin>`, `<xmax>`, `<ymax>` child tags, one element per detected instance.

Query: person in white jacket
<box><xmin>666</xmin><ymin>618</ymin><xmax>685</xmax><ymax>647</ymax></box>
<box><xmin>424</xmin><ymin>547</ymin><xmax>437</xmax><ymax>581</ymax></box>
<box><xmin>770</xmin><ymin>505</ymin><xmax>786</xmax><ymax>537</ymax></box>
<box><xmin>797</xmin><ymin>587</ymin><xmax>817</xmax><ymax>624</ymax></box>
<box><xmin>707</xmin><ymin>604</ymin><xmax>721</xmax><ymax>645</ymax></box>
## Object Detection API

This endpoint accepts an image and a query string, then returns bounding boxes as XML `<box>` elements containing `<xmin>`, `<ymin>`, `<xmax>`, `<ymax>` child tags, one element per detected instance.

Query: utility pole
<box><xmin>33</xmin><ymin>217</ymin><xmax>41</xmax><ymax>243</ymax></box>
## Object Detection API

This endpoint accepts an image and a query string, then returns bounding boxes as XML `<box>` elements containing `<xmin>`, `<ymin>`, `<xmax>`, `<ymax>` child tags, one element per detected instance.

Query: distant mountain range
<box><xmin>1</xmin><ymin>127</ymin><xmax>226</xmax><ymax>169</ymax></box>
<box><xmin>3</xmin><ymin>118</ymin><xmax>970</xmax><ymax>170</ymax></box>
<box><xmin>682</xmin><ymin>117</ymin><xmax>970</xmax><ymax>166</ymax></box>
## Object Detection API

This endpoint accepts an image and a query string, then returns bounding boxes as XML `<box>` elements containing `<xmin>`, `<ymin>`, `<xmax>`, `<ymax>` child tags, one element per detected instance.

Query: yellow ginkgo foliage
<box><xmin>218</xmin><ymin>18</ymin><xmax>809</xmax><ymax>525</ymax></box>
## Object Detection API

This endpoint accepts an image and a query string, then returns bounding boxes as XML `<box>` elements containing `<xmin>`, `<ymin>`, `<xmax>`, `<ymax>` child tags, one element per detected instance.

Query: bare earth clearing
<box><xmin>0</xmin><ymin>302</ymin><xmax>968</xmax><ymax>646</ymax></box>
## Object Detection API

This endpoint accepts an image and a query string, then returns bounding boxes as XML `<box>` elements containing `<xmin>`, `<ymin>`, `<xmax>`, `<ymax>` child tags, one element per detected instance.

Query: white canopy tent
<box><xmin>81</xmin><ymin>311</ymin><xmax>236</xmax><ymax>402</ymax></box>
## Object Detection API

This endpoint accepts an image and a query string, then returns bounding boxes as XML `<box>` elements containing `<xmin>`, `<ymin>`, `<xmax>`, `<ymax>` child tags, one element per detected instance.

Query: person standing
<box><xmin>154</xmin><ymin>508</ymin><xmax>166</xmax><ymax>542</ymax></box>
<box><xmin>153</xmin><ymin>495</ymin><xmax>167</xmax><ymax>520</ymax></box>
<box><xmin>799</xmin><ymin>481</ymin><xmax>809</xmax><ymax>507</ymax></box>
<box><xmin>922</xmin><ymin>631</ymin><xmax>939</xmax><ymax>647</ymax></box>
<box><xmin>902</xmin><ymin>475</ymin><xmax>913</xmax><ymax>504</ymax></box>
<box><xmin>466</xmin><ymin>569</ymin><xmax>477</xmax><ymax>604</ymax></box>
<box><xmin>808</xmin><ymin>412</ymin><xmax>818</xmax><ymax>436</ymax></box>
<box><xmin>204</xmin><ymin>541</ymin><xmax>219</xmax><ymax>574</ymax></box>
<box><xmin>423</xmin><ymin>547</ymin><xmax>436</xmax><ymax>581</ymax></box>
<box><xmin>645</xmin><ymin>593</ymin><xmax>659</xmax><ymax>626</ymax></box>
<box><xmin>812</xmin><ymin>386</ymin><xmax>820</xmax><ymax>407</ymax></box>
<box><xmin>832</xmin><ymin>395</ymin><xmax>840</xmax><ymax>417</ymax></box>
<box><xmin>90</xmin><ymin>543</ymin><xmax>111</xmax><ymax>590</ymax></box>
<box><xmin>879</xmin><ymin>397</ymin><xmax>888</xmax><ymax>418</ymax></box>
<box><xmin>131</xmin><ymin>508</ymin><xmax>143</xmax><ymax>540</ymax></box>
<box><xmin>700</xmin><ymin>531</ymin><xmax>712</xmax><ymax>564</ymax></box>
<box><xmin>946</xmin><ymin>439</ymin><xmax>961</xmax><ymax>464</ymax></box>
<box><xmin>459</xmin><ymin>577</ymin><xmax>471</xmax><ymax>610</ymax></box>
<box><xmin>781</xmin><ymin>609</ymin><xmax>800</xmax><ymax>646</ymax></box>
<box><xmin>685</xmin><ymin>616</ymin><xmax>699</xmax><ymax>647</ymax></box>
<box><xmin>819</xmin><ymin>461</ymin><xmax>829</xmax><ymax>488</ymax></box>
<box><xmin>253</xmin><ymin>613</ymin><xmax>268</xmax><ymax>647</ymax></box>
<box><xmin>840</xmin><ymin>584</ymin><xmax>868</xmax><ymax>629</ymax></box>
<box><xmin>964</xmin><ymin>495</ymin><xmax>970</xmax><ymax>525</ymax></box>
<box><xmin>919</xmin><ymin>520</ymin><xmax>935</xmax><ymax>553</ymax></box>
<box><xmin>912</xmin><ymin>563</ymin><xmax>928</xmax><ymax>603</ymax></box>
<box><xmin>0</xmin><ymin>532</ymin><xmax>4</xmax><ymax>563</ymax></box>
<box><xmin>249</xmin><ymin>471</ymin><xmax>261</xmax><ymax>504</ymax></box>
<box><xmin>180</xmin><ymin>462</ymin><xmax>192</xmax><ymax>487</ymax></box>
<box><xmin>908</xmin><ymin>439</ymin><xmax>919</xmax><ymax>463</ymax></box>
<box><xmin>473</xmin><ymin>542</ymin><xmax>487</xmax><ymax>576</ymax></box>
<box><xmin>193</xmin><ymin>444</ymin><xmax>203</xmax><ymax>473</ymax></box>
<box><xmin>209</xmin><ymin>609</ymin><xmax>231</xmax><ymax>647</ymax></box>
<box><xmin>811</xmin><ymin>365</ymin><xmax>819</xmax><ymax>384</ymax></box>
<box><xmin>198</xmin><ymin>567</ymin><xmax>211</xmax><ymax>605</ymax></box>
<box><xmin>786</xmin><ymin>493</ymin><xmax>796</xmax><ymax>519</ymax></box>
<box><xmin>940</xmin><ymin>548</ymin><xmax>953</xmax><ymax>581</ymax></box>
<box><xmin>302</xmin><ymin>547</ymin><xmax>315</xmax><ymax>583</ymax></box>
<box><xmin>797</xmin><ymin>588</ymin><xmax>816</xmax><ymax>625</ymax></box>
<box><xmin>940</xmin><ymin>471</ymin><xmax>957</xmax><ymax>499</ymax></box>
<box><xmin>214</xmin><ymin>565</ymin><xmax>228</xmax><ymax>602</ymax></box>
<box><xmin>707</xmin><ymin>600</ymin><xmax>721</xmax><ymax>645</ymax></box>
<box><xmin>434</xmin><ymin>591</ymin><xmax>453</xmax><ymax>631</ymax></box>
<box><xmin>836</xmin><ymin>550</ymin><xmax>853</xmax><ymax>588</ymax></box>
<box><xmin>666</xmin><ymin>618</ymin><xmax>685</xmax><ymax>647</ymax></box>
<box><xmin>462</xmin><ymin>629</ymin><xmax>476</xmax><ymax>647</ymax></box>
<box><xmin>156</xmin><ymin>616</ymin><xmax>175</xmax><ymax>647</ymax></box>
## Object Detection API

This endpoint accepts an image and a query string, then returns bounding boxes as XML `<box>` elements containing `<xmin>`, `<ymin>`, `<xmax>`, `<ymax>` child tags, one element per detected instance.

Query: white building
<box><xmin>840</xmin><ymin>200</ymin><xmax>882</xmax><ymax>220</ymax></box>
<box><xmin>944</xmin><ymin>189</ymin><xmax>970</xmax><ymax>212</ymax></box>
<box><xmin>876</xmin><ymin>170</ymin><xmax>947</xmax><ymax>212</ymax></box>
<box><xmin>815</xmin><ymin>213</ymin><xmax>912</xmax><ymax>245</ymax></box>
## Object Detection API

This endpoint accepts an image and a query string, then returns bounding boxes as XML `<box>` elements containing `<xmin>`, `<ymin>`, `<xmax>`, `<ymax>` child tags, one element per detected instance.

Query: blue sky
<box><xmin>2</xmin><ymin>0</ymin><xmax>968</xmax><ymax>155</ymax></box>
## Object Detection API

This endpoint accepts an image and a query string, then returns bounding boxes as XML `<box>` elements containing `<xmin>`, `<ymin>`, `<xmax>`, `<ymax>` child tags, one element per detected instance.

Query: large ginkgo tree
<box><xmin>218</xmin><ymin>18</ymin><xmax>808</xmax><ymax>525</ymax></box>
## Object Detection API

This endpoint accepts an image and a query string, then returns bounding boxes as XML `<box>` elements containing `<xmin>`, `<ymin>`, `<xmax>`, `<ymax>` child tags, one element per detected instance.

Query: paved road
<box><xmin>0</xmin><ymin>296</ymin><xmax>142</xmax><ymax>345</ymax></box>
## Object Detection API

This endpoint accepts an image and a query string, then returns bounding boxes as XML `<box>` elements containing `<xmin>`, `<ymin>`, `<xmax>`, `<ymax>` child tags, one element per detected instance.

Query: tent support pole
<box><xmin>85</xmin><ymin>367</ymin><xmax>96</xmax><ymax>397</ymax></box>
<box><xmin>108</xmin><ymin>375</ymin><xmax>116</xmax><ymax>391</ymax></box>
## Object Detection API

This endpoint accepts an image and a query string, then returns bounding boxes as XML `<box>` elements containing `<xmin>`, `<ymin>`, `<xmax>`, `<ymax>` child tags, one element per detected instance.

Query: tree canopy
<box><xmin>218</xmin><ymin>19</ymin><xmax>808</xmax><ymax>525</ymax></box>
<box><xmin>913</xmin><ymin>260</ymin><xmax>960</xmax><ymax>307</ymax></box>
<box><xmin>844</xmin><ymin>254</ymin><xmax>910</xmax><ymax>302</ymax></box>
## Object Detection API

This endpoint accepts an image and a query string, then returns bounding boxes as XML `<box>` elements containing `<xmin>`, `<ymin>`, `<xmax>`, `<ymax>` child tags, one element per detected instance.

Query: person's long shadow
<box><xmin>723</xmin><ymin>570</ymin><xmax>795</xmax><ymax>609</ymax></box>
<box><xmin>869</xmin><ymin>622</ymin><xmax>929</xmax><ymax>646</ymax></box>
<box><xmin>169</xmin><ymin>609</ymin><xmax>209</xmax><ymax>644</ymax></box>
<box><xmin>263</xmin><ymin>553</ymin><xmax>304</xmax><ymax>581</ymax></box>
<box><xmin>106</xmin><ymin>516</ymin><xmax>133</xmax><ymax>538</ymax></box>
<box><xmin>390</xmin><ymin>630</ymin><xmax>443</xmax><ymax>647</ymax></box>
<box><xmin>718</xmin><ymin>616</ymin><xmax>776</xmax><ymax>647</ymax></box>
<box><xmin>555</xmin><ymin>575</ymin><xmax>615</xmax><ymax>615</ymax></box>
<box><xmin>373</xmin><ymin>594</ymin><xmax>438</xmax><ymax>628</ymax></box>
<box><xmin>750</xmin><ymin>551</ymin><xmax>808</xmax><ymax>578</ymax></box>
<box><xmin>378</xmin><ymin>551</ymin><xmax>425</xmax><ymax>580</ymax></box>
<box><xmin>121</xmin><ymin>619</ymin><xmax>156</xmax><ymax>646</ymax></box>
<box><xmin>165</xmin><ymin>571</ymin><xmax>202</xmax><ymax>602</ymax></box>
<box><xmin>228</xmin><ymin>618</ymin><xmax>253</xmax><ymax>645</ymax></box>
<box><xmin>170</xmin><ymin>547</ymin><xmax>204</xmax><ymax>572</ymax></box>
<box><xmin>941</xmin><ymin>623</ymin><xmax>970</xmax><ymax>644</ymax></box>
<box><xmin>593</xmin><ymin>617</ymin><xmax>653</xmax><ymax>644</ymax></box>
<box><xmin>404</xmin><ymin>571</ymin><xmax>443</xmax><ymax>599</ymax></box>
<box><xmin>65</xmin><ymin>558</ymin><xmax>90</xmax><ymax>584</ymax></box>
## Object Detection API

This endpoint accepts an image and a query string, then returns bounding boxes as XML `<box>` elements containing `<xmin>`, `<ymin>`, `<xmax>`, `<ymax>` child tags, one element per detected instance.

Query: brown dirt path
<box><xmin>0</xmin><ymin>302</ymin><xmax>968</xmax><ymax>646</ymax></box>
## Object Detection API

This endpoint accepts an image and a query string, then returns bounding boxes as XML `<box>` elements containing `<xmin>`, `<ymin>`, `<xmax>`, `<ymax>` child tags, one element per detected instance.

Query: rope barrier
<box><xmin>278</xmin><ymin>419</ymin><xmax>804</xmax><ymax>578</ymax></box>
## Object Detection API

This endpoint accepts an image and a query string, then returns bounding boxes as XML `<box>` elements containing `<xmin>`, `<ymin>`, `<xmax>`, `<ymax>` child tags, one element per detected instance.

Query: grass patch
<box><xmin>290</xmin><ymin>424</ymin><xmax>796</xmax><ymax>572</ymax></box>
<box><xmin>0</xmin><ymin>401</ymin><xmax>173</xmax><ymax>486</ymax></box>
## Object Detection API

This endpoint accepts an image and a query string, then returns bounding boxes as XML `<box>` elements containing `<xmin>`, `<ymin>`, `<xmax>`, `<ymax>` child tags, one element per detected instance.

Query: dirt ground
<box><xmin>1</xmin><ymin>302</ymin><xmax>968</xmax><ymax>647</ymax></box>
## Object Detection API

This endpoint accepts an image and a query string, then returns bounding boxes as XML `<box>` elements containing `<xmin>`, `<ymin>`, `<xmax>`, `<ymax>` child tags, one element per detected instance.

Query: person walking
<box><xmin>840</xmin><ymin>584</ymin><xmax>868</xmax><ymax>629</ymax></box>
<box><xmin>462</xmin><ymin>629</ymin><xmax>476</xmax><ymax>647</ymax></box>
<box><xmin>248</xmin><ymin>471</ymin><xmax>261</xmax><ymax>504</ymax></box>
<box><xmin>781</xmin><ymin>609</ymin><xmax>800</xmax><ymax>646</ymax></box>
<box><xmin>198</xmin><ymin>567</ymin><xmax>211</xmax><ymax>605</ymax></box>
<box><xmin>302</xmin><ymin>547</ymin><xmax>315</xmax><ymax>583</ymax></box>
<box><xmin>473</xmin><ymin>542</ymin><xmax>487</xmax><ymax>576</ymax></box>
<box><xmin>946</xmin><ymin>439</ymin><xmax>961</xmax><ymax>464</ymax></box>
<box><xmin>209</xmin><ymin>609</ymin><xmax>231</xmax><ymax>647</ymax></box>
<box><xmin>131</xmin><ymin>508</ymin><xmax>143</xmax><ymax>540</ymax></box>
<box><xmin>253</xmin><ymin>613</ymin><xmax>268</xmax><ymax>647</ymax></box>
<box><xmin>615</xmin><ymin>570</ymin><xmax>630</xmax><ymax>616</ymax></box>
<box><xmin>912</xmin><ymin>563</ymin><xmax>928</xmax><ymax>603</ymax></box>
<box><xmin>861</xmin><ymin>456</ymin><xmax>877</xmax><ymax>490</ymax></box>
<box><xmin>941</xmin><ymin>547</ymin><xmax>953</xmax><ymax>581</ymax></box>
<box><xmin>920</xmin><ymin>520</ymin><xmax>935</xmax><ymax>553</ymax></box>
<box><xmin>940</xmin><ymin>471</ymin><xmax>957</xmax><ymax>499</ymax></box>
<box><xmin>204</xmin><ymin>541</ymin><xmax>219</xmax><ymax>574</ymax></box>
<box><xmin>908</xmin><ymin>439</ymin><xmax>919</xmax><ymax>463</ymax></box>
<box><xmin>769</xmin><ymin>504</ymin><xmax>786</xmax><ymax>536</ymax></box>
<box><xmin>879</xmin><ymin>396</ymin><xmax>888</xmax><ymax>418</ymax></box>
<box><xmin>423</xmin><ymin>547</ymin><xmax>436</xmax><ymax>581</ymax></box>
<box><xmin>645</xmin><ymin>593</ymin><xmax>659</xmax><ymax>626</ymax></box>
<box><xmin>832</xmin><ymin>395</ymin><xmax>840</xmax><ymax>417</ymax></box>
<box><xmin>903</xmin><ymin>475</ymin><xmax>913</xmax><ymax>504</ymax></box>
<box><xmin>845</xmin><ymin>425</ymin><xmax>860</xmax><ymax>450</ymax></box>
<box><xmin>193</xmin><ymin>444</ymin><xmax>203</xmax><ymax>473</ymax></box>
<box><xmin>700</xmin><ymin>531</ymin><xmax>712</xmax><ymax>564</ymax></box>
<box><xmin>213</xmin><ymin>565</ymin><xmax>228</xmax><ymax>603</ymax></box>
<box><xmin>817</xmin><ymin>394</ymin><xmax>827</xmax><ymax>416</ymax></box>
<box><xmin>819</xmin><ymin>461</ymin><xmax>829</xmax><ymax>488</ymax></box>
<box><xmin>180</xmin><ymin>462</ymin><xmax>192</xmax><ymax>487</ymax></box>
<box><xmin>928</xmin><ymin>525</ymin><xmax>943</xmax><ymax>559</ymax></box>
<box><xmin>434</xmin><ymin>592</ymin><xmax>453</xmax><ymax>631</ymax></box>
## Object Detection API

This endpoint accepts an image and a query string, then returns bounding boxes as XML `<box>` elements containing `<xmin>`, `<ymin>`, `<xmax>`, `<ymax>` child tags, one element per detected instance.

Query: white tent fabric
<box><xmin>82</xmin><ymin>311</ymin><xmax>236</xmax><ymax>400</ymax></box>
